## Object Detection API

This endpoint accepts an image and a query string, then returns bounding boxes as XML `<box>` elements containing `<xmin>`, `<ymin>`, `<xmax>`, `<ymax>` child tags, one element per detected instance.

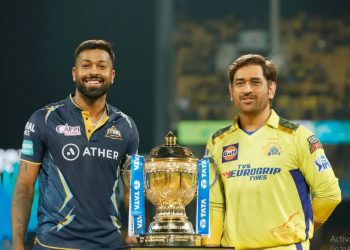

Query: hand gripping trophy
<box><xmin>123</xmin><ymin>131</ymin><xmax>215</xmax><ymax>246</ymax></box>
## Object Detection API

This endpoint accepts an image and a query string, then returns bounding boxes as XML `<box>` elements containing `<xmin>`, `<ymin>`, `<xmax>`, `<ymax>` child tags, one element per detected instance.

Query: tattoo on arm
<box><xmin>22</xmin><ymin>163</ymin><xmax>28</xmax><ymax>173</ymax></box>
<box><xmin>11</xmin><ymin>161</ymin><xmax>35</xmax><ymax>249</ymax></box>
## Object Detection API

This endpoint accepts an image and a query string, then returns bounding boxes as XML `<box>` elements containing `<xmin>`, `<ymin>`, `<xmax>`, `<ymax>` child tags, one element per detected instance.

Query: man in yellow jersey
<box><xmin>202</xmin><ymin>54</ymin><xmax>341</xmax><ymax>249</ymax></box>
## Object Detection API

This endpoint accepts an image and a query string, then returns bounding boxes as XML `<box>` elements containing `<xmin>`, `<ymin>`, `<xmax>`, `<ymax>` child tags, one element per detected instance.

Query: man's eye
<box><xmin>252</xmin><ymin>80</ymin><xmax>261</xmax><ymax>85</ymax></box>
<box><xmin>236</xmin><ymin>82</ymin><xmax>244</xmax><ymax>86</ymax></box>
<box><xmin>81</xmin><ymin>64</ymin><xmax>90</xmax><ymax>69</ymax></box>
<box><xmin>99</xmin><ymin>65</ymin><xmax>107</xmax><ymax>69</ymax></box>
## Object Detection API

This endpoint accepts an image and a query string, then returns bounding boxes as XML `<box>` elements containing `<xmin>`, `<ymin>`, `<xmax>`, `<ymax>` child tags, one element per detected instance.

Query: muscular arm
<box><xmin>11</xmin><ymin>160</ymin><xmax>40</xmax><ymax>250</ymax></box>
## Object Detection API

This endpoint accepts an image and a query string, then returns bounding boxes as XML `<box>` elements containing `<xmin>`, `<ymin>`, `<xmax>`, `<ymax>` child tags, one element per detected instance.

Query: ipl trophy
<box><xmin>126</xmin><ymin>131</ymin><xmax>211</xmax><ymax>246</ymax></box>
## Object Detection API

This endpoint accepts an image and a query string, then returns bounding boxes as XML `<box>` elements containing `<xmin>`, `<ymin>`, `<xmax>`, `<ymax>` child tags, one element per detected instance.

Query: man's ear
<box><xmin>111</xmin><ymin>69</ymin><xmax>116</xmax><ymax>84</ymax></box>
<box><xmin>269</xmin><ymin>81</ymin><xmax>277</xmax><ymax>100</ymax></box>
<box><xmin>228</xmin><ymin>83</ymin><xmax>233</xmax><ymax>101</ymax></box>
<box><xmin>72</xmin><ymin>67</ymin><xmax>76</xmax><ymax>82</ymax></box>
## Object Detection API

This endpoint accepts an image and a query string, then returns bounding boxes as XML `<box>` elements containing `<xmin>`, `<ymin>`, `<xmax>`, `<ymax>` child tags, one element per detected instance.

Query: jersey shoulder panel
<box><xmin>30</xmin><ymin>99</ymin><xmax>66</xmax><ymax>125</ymax></box>
<box><xmin>43</xmin><ymin>99</ymin><xmax>66</xmax><ymax>109</ymax></box>
<box><xmin>278</xmin><ymin>116</ymin><xmax>300</xmax><ymax>134</ymax></box>
<box><xmin>108</xmin><ymin>105</ymin><xmax>136</xmax><ymax>129</ymax></box>
<box><xmin>24</xmin><ymin>100</ymin><xmax>65</xmax><ymax>131</ymax></box>
<box><xmin>27</xmin><ymin>107</ymin><xmax>47</xmax><ymax>124</ymax></box>
<box><xmin>211</xmin><ymin>125</ymin><xmax>232</xmax><ymax>141</ymax></box>
<box><xmin>107</xmin><ymin>104</ymin><xmax>139</xmax><ymax>153</ymax></box>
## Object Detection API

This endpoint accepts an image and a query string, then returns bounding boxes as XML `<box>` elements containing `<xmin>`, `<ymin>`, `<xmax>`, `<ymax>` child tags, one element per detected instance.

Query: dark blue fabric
<box><xmin>242</xmin><ymin>129</ymin><xmax>257</xmax><ymax>135</ymax></box>
<box><xmin>289</xmin><ymin>169</ymin><xmax>313</xmax><ymax>240</ymax></box>
<box><xmin>295</xmin><ymin>242</ymin><xmax>303</xmax><ymax>250</ymax></box>
<box><xmin>20</xmin><ymin>95</ymin><xmax>139</xmax><ymax>249</ymax></box>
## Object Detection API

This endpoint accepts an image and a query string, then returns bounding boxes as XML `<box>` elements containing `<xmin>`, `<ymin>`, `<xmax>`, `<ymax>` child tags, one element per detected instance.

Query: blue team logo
<box><xmin>262</xmin><ymin>141</ymin><xmax>282</xmax><ymax>156</ymax></box>
<box><xmin>314</xmin><ymin>154</ymin><xmax>331</xmax><ymax>172</ymax></box>
<box><xmin>222</xmin><ymin>144</ymin><xmax>239</xmax><ymax>163</ymax></box>
<box><xmin>21</xmin><ymin>140</ymin><xmax>34</xmax><ymax>156</ymax></box>
<box><xmin>268</xmin><ymin>146</ymin><xmax>281</xmax><ymax>156</ymax></box>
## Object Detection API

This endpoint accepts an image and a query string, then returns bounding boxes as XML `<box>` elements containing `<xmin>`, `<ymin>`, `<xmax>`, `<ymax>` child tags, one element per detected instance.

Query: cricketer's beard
<box><xmin>76</xmin><ymin>75</ymin><xmax>111</xmax><ymax>100</ymax></box>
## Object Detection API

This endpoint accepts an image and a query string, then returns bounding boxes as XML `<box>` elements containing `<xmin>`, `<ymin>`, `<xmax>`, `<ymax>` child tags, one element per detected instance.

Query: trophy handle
<box><xmin>121</xmin><ymin>155</ymin><xmax>131</xmax><ymax>188</ymax></box>
<box><xmin>208</xmin><ymin>156</ymin><xmax>219</xmax><ymax>188</ymax></box>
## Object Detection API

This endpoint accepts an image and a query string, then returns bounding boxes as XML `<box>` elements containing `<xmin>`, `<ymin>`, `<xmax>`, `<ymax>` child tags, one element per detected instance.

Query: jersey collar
<box><xmin>67</xmin><ymin>94</ymin><xmax>81</xmax><ymax>111</ymax></box>
<box><xmin>265</xmin><ymin>109</ymin><xmax>279</xmax><ymax>129</ymax></box>
<box><xmin>66</xmin><ymin>94</ymin><xmax>111</xmax><ymax>116</ymax></box>
<box><xmin>232</xmin><ymin>109</ymin><xmax>279</xmax><ymax>131</ymax></box>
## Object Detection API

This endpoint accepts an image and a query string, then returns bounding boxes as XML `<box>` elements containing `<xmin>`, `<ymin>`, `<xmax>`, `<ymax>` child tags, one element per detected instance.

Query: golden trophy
<box><xmin>143</xmin><ymin>131</ymin><xmax>199</xmax><ymax>246</ymax></box>
<box><xmin>126</xmin><ymin>131</ymin><xmax>208</xmax><ymax>246</ymax></box>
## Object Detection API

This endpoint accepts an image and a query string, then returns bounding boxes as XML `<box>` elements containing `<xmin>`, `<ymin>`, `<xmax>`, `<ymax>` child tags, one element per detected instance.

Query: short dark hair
<box><xmin>228</xmin><ymin>54</ymin><xmax>276</xmax><ymax>84</ymax></box>
<box><xmin>74</xmin><ymin>39</ymin><xmax>115</xmax><ymax>65</ymax></box>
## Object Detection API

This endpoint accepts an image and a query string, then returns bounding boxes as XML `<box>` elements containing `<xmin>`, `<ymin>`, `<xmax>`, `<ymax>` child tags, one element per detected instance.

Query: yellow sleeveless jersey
<box><xmin>205</xmin><ymin>110</ymin><xmax>341</xmax><ymax>249</ymax></box>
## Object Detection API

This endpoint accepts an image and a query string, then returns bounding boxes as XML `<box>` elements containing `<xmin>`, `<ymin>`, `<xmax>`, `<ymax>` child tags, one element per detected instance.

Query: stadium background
<box><xmin>1</xmin><ymin>0</ymin><xmax>349</xmax><ymax>249</ymax></box>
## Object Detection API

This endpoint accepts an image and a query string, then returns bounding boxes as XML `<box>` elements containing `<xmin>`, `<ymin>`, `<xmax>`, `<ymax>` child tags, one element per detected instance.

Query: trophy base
<box><xmin>141</xmin><ymin>233</ymin><xmax>201</xmax><ymax>246</ymax></box>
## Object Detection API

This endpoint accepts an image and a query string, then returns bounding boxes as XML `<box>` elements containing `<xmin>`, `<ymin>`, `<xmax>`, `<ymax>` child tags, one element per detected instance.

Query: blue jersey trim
<box><xmin>289</xmin><ymin>169</ymin><xmax>313</xmax><ymax>240</ymax></box>
<box><xmin>295</xmin><ymin>242</ymin><xmax>303</xmax><ymax>250</ymax></box>
<box><xmin>242</xmin><ymin>129</ymin><xmax>257</xmax><ymax>135</ymax></box>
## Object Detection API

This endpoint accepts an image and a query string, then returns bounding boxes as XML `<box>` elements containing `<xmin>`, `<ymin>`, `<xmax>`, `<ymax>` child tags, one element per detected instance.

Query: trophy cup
<box><xmin>126</xmin><ymin>131</ymin><xmax>211</xmax><ymax>246</ymax></box>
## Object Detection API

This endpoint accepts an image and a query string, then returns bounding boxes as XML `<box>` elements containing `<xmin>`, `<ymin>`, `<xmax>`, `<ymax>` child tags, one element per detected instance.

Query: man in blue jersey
<box><xmin>11</xmin><ymin>39</ymin><xmax>139</xmax><ymax>249</ymax></box>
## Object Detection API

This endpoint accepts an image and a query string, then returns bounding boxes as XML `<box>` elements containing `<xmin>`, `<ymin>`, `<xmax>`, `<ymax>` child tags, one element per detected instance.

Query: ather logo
<box><xmin>61</xmin><ymin>144</ymin><xmax>119</xmax><ymax>161</ymax></box>
<box><xmin>62</xmin><ymin>144</ymin><xmax>80</xmax><ymax>161</ymax></box>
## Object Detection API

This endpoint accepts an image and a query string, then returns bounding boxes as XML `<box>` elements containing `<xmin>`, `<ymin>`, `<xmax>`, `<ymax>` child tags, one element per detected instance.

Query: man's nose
<box><xmin>90</xmin><ymin>65</ymin><xmax>99</xmax><ymax>74</ymax></box>
<box><xmin>242</xmin><ymin>82</ymin><xmax>253</xmax><ymax>93</ymax></box>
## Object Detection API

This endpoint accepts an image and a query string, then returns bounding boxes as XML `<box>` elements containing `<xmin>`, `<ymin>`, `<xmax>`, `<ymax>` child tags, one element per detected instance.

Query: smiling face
<box><xmin>72</xmin><ymin>49</ymin><xmax>115</xmax><ymax>100</ymax></box>
<box><xmin>229</xmin><ymin>64</ymin><xmax>276</xmax><ymax>116</ymax></box>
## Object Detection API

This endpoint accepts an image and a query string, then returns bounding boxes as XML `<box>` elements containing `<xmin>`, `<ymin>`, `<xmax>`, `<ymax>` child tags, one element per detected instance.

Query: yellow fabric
<box><xmin>312</xmin><ymin>196</ymin><xmax>341</xmax><ymax>224</ymax></box>
<box><xmin>20</xmin><ymin>159</ymin><xmax>41</xmax><ymax>165</ymax></box>
<box><xmin>202</xmin><ymin>205</ymin><xmax>224</xmax><ymax>246</ymax></box>
<box><xmin>82</xmin><ymin>110</ymin><xmax>109</xmax><ymax>140</ymax></box>
<box><xmin>254</xmin><ymin>241</ymin><xmax>310</xmax><ymax>250</ymax></box>
<box><xmin>35</xmin><ymin>237</ymin><xmax>79</xmax><ymax>250</ymax></box>
<box><xmin>204</xmin><ymin>110</ymin><xmax>341</xmax><ymax>249</ymax></box>
<box><xmin>70</xmin><ymin>95</ymin><xmax>109</xmax><ymax>140</ymax></box>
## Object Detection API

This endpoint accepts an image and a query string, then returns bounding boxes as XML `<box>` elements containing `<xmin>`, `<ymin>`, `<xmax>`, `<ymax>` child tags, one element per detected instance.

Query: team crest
<box><xmin>105</xmin><ymin>125</ymin><xmax>122</xmax><ymax>140</ymax></box>
<box><xmin>262</xmin><ymin>142</ymin><xmax>282</xmax><ymax>156</ymax></box>
<box><xmin>307</xmin><ymin>135</ymin><xmax>323</xmax><ymax>153</ymax></box>
<box><xmin>268</xmin><ymin>146</ymin><xmax>281</xmax><ymax>156</ymax></box>
<box><xmin>222</xmin><ymin>144</ymin><xmax>239</xmax><ymax>163</ymax></box>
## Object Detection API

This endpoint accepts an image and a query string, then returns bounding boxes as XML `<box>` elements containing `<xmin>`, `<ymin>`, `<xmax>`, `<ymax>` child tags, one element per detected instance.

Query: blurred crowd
<box><xmin>174</xmin><ymin>13</ymin><xmax>350</xmax><ymax>121</ymax></box>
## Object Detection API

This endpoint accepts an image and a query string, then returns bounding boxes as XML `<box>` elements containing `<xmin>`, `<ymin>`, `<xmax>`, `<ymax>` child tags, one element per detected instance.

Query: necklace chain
<box><xmin>72</xmin><ymin>96</ymin><xmax>106</xmax><ymax>128</ymax></box>
<box><xmin>92</xmin><ymin>109</ymin><xmax>106</xmax><ymax>128</ymax></box>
